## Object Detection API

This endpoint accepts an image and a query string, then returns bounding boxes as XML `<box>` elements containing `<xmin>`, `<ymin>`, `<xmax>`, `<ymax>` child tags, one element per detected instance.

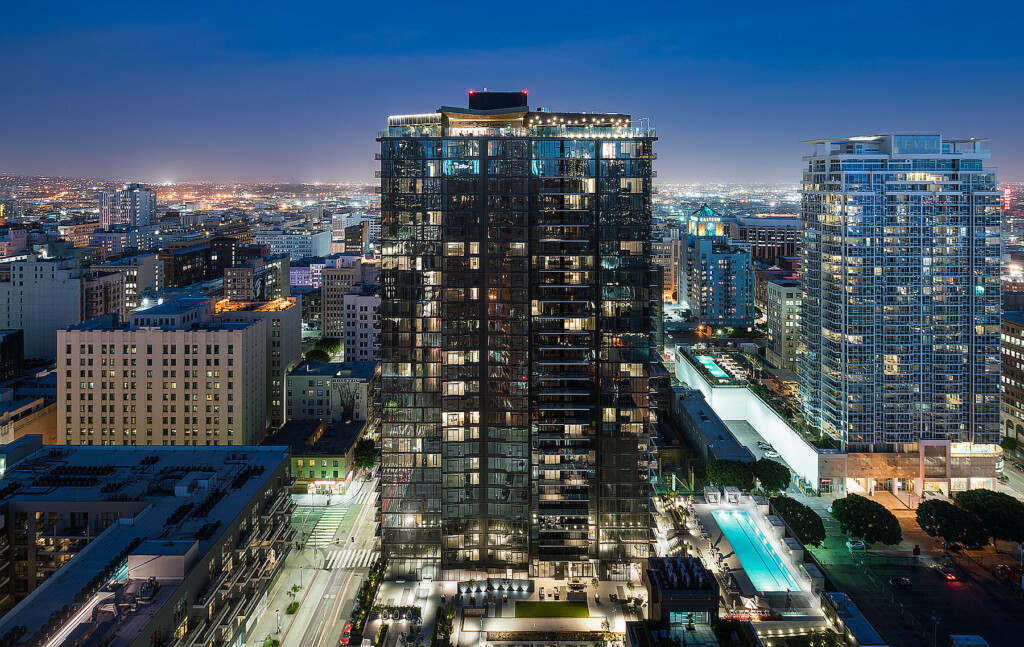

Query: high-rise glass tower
<box><xmin>799</xmin><ymin>135</ymin><xmax>1001</xmax><ymax>451</ymax></box>
<box><xmin>378</xmin><ymin>92</ymin><xmax>655</xmax><ymax>581</ymax></box>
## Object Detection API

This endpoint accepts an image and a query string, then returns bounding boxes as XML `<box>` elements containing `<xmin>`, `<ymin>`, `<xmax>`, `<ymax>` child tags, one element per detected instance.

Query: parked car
<box><xmin>995</xmin><ymin>564</ymin><xmax>1024</xmax><ymax>585</ymax></box>
<box><xmin>933</xmin><ymin>564</ymin><xmax>957</xmax><ymax>581</ymax></box>
<box><xmin>764</xmin><ymin>450</ymin><xmax>781</xmax><ymax>458</ymax></box>
<box><xmin>846</xmin><ymin>539</ymin><xmax>866</xmax><ymax>552</ymax></box>
<box><xmin>943</xmin><ymin>542</ymin><xmax>963</xmax><ymax>553</ymax></box>
<box><xmin>340</xmin><ymin>622</ymin><xmax>353</xmax><ymax>646</ymax></box>
<box><xmin>888</xmin><ymin>577</ymin><xmax>912</xmax><ymax>590</ymax></box>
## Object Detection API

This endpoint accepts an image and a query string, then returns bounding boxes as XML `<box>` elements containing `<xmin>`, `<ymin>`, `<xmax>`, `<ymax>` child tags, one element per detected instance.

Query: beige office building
<box><xmin>58</xmin><ymin>298</ymin><xmax>267</xmax><ymax>446</ymax></box>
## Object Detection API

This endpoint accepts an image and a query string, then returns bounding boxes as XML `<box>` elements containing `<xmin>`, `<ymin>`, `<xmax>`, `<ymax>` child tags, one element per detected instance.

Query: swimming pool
<box><xmin>696</xmin><ymin>355</ymin><xmax>730</xmax><ymax>380</ymax></box>
<box><xmin>712</xmin><ymin>509</ymin><xmax>801</xmax><ymax>593</ymax></box>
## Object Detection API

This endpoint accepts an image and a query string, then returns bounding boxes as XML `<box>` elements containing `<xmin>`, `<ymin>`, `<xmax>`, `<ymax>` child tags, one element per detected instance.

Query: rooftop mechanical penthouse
<box><xmin>377</xmin><ymin>92</ymin><xmax>657</xmax><ymax>581</ymax></box>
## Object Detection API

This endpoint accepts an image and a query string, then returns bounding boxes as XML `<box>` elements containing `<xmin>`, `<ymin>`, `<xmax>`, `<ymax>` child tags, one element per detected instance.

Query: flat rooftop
<box><xmin>0</xmin><ymin>441</ymin><xmax>290</xmax><ymax>640</ymax></box>
<box><xmin>271</xmin><ymin>419</ymin><xmax>364</xmax><ymax>456</ymax></box>
<box><xmin>647</xmin><ymin>556</ymin><xmax>715</xmax><ymax>593</ymax></box>
<box><xmin>288</xmin><ymin>361</ymin><xmax>376</xmax><ymax>381</ymax></box>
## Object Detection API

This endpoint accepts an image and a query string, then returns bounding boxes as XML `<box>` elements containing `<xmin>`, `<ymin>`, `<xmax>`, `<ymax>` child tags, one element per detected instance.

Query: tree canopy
<box><xmin>706</xmin><ymin>460</ymin><xmax>755</xmax><ymax>491</ymax></box>
<box><xmin>304</xmin><ymin>349</ymin><xmax>331</xmax><ymax>363</ymax></box>
<box><xmin>753</xmin><ymin>458</ymin><xmax>791</xmax><ymax>493</ymax></box>
<box><xmin>954</xmin><ymin>489</ymin><xmax>1024</xmax><ymax>545</ymax></box>
<box><xmin>830</xmin><ymin>494</ymin><xmax>902</xmax><ymax>546</ymax></box>
<box><xmin>915</xmin><ymin>499</ymin><xmax>988</xmax><ymax>549</ymax></box>
<box><xmin>771</xmin><ymin>495</ymin><xmax>826</xmax><ymax>546</ymax></box>
<box><xmin>353</xmin><ymin>439</ymin><xmax>378</xmax><ymax>470</ymax></box>
<box><xmin>314</xmin><ymin>337</ymin><xmax>341</xmax><ymax>354</ymax></box>
<box><xmin>1001</xmin><ymin>436</ymin><xmax>1019</xmax><ymax>452</ymax></box>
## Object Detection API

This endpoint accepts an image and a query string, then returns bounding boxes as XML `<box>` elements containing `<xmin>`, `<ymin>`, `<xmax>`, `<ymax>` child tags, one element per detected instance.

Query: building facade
<box><xmin>96</xmin><ymin>253</ymin><xmax>165</xmax><ymax>310</ymax></box>
<box><xmin>252</xmin><ymin>228</ymin><xmax>332</xmax><ymax>260</ymax></box>
<box><xmin>378</xmin><ymin>92</ymin><xmax>654</xmax><ymax>580</ymax></box>
<box><xmin>285</xmin><ymin>360</ymin><xmax>376</xmax><ymax>423</ymax></box>
<box><xmin>799</xmin><ymin>136</ymin><xmax>1001</xmax><ymax>467</ymax></box>
<box><xmin>342</xmin><ymin>283</ymin><xmax>380</xmax><ymax>362</ymax></box>
<box><xmin>725</xmin><ymin>216</ymin><xmax>801</xmax><ymax>262</ymax></box>
<box><xmin>0</xmin><ymin>257</ymin><xmax>82</xmax><ymax>360</ymax></box>
<box><xmin>1002</xmin><ymin>311</ymin><xmax>1024</xmax><ymax>454</ymax></box>
<box><xmin>99</xmin><ymin>183</ymin><xmax>157</xmax><ymax>229</ymax></box>
<box><xmin>223</xmin><ymin>254</ymin><xmax>290</xmax><ymax>302</ymax></box>
<box><xmin>763</xmin><ymin>278</ymin><xmax>801</xmax><ymax>371</ymax></box>
<box><xmin>81</xmin><ymin>268</ymin><xmax>126</xmax><ymax>321</ymax></box>
<box><xmin>678</xmin><ymin>206</ymin><xmax>754</xmax><ymax>328</ymax></box>
<box><xmin>321</xmin><ymin>255</ymin><xmax>378</xmax><ymax>338</ymax></box>
<box><xmin>159</xmin><ymin>246</ymin><xmax>214</xmax><ymax>288</ymax></box>
<box><xmin>214</xmin><ymin>297</ymin><xmax>302</xmax><ymax>430</ymax></box>
<box><xmin>58</xmin><ymin>298</ymin><xmax>268</xmax><ymax>446</ymax></box>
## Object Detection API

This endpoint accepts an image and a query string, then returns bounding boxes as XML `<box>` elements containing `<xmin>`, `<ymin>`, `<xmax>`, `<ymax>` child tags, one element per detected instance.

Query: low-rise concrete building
<box><xmin>272</xmin><ymin>419</ymin><xmax>363</xmax><ymax>495</ymax></box>
<box><xmin>0</xmin><ymin>436</ymin><xmax>294</xmax><ymax>646</ymax></box>
<box><xmin>643</xmin><ymin>556</ymin><xmax>719</xmax><ymax>627</ymax></box>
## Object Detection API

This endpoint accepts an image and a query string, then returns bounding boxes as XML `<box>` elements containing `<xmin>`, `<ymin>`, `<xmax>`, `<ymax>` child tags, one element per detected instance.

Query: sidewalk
<box><xmin>246</xmin><ymin>551</ymin><xmax>325</xmax><ymax>647</ymax></box>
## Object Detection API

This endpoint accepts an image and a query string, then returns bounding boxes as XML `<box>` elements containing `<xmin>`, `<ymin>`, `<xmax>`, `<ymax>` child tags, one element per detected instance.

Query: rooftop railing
<box><xmin>378</xmin><ymin>125</ymin><xmax>657</xmax><ymax>139</ymax></box>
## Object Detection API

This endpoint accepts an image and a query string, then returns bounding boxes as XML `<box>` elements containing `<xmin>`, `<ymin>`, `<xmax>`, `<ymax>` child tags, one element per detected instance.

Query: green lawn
<box><xmin>514</xmin><ymin>601</ymin><xmax>589</xmax><ymax>618</ymax></box>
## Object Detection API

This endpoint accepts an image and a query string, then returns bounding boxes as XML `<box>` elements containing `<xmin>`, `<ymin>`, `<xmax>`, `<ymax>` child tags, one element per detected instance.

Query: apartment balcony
<box><xmin>194</xmin><ymin>568</ymin><xmax>229</xmax><ymax>609</ymax></box>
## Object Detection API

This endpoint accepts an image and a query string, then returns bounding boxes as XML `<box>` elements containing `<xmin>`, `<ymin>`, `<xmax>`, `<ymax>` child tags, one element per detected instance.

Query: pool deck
<box><xmin>689</xmin><ymin>499</ymin><xmax>820</xmax><ymax>614</ymax></box>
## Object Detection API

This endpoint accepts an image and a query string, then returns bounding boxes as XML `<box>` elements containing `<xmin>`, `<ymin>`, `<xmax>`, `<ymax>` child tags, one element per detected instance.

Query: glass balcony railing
<box><xmin>378</xmin><ymin>125</ymin><xmax>657</xmax><ymax>139</ymax></box>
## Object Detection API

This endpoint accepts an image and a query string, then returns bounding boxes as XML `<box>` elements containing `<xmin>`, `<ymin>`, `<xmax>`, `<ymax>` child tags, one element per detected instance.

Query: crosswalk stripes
<box><xmin>324</xmin><ymin>548</ymin><xmax>377</xmax><ymax>569</ymax></box>
<box><xmin>344</xmin><ymin>486</ymin><xmax>376</xmax><ymax>507</ymax></box>
<box><xmin>309</xmin><ymin>506</ymin><xmax>347</xmax><ymax>545</ymax></box>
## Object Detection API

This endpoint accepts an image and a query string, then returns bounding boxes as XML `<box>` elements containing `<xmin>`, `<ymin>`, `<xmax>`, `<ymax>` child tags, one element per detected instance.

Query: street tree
<box><xmin>753</xmin><ymin>458</ymin><xmax>790</xmax><ymax>493</ymax></box>
<box><xmin>314</xmin><ymin>337</ymin><xmax>341</xmax><ymax>355</ymax></box>
<box><xmin>771</xmin><ymin>496</ymin><xmax>826</xmax><ymax>546</ymax></box>
<box><xmin>353</xmin><ymin>439</ymin><xmax>378</xmax><ymax>471</ymax></box>
<box><xmin>830</xmin><ymin>494</ymin><xmax>902</xmax><ymax>546</ymax></box>
<box><xmin>304</xmin><ymin>349</ymin><xmax>330</xmax><ymax>363</ymax></box>
<box><xmin>915</xmin><ymin>499</ymin><xmax>988</xmax><ymax>549</ymax></box>
<box><xmin>954</xmin><ymin>489</ymin><xmax>1024</xmax><ymax>549</ymax></box>
<box><xmin>705</xmin><ymin>460</ymin><xmax>755</xmax><ymax>491</ymax></box>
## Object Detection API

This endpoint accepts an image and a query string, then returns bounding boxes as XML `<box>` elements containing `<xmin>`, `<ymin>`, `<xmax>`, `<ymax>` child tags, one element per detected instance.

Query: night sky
<box><xmin>2</xmin><ymin>1</ymin><xmax>1021</xmax><ymax>184</ymax></box>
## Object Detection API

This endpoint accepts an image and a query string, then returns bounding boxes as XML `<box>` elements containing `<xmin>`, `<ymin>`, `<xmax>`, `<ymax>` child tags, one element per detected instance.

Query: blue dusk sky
<box><xmin>1</xmin><ymin>1</ymin><xmax>1021</xmax><ymax>184</ymax></box>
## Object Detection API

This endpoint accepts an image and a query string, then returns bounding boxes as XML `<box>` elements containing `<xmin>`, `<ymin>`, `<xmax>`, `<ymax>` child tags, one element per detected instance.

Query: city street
<box><xmin>247</xmin><ymin>477</ymin><xmax>379</xmax><ymax>647</ymax></box>
<box><xmin>806</xmin><ymin>499</ymin><xmax>1024</xmax><ymax>646</ymax></box>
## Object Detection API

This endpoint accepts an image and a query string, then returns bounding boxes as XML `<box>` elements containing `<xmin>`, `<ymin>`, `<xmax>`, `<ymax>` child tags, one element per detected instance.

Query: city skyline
<box><xmin>2</xmin><ymin>2</ymin><xmax>1023</xmax><ymax>184</ymax></box>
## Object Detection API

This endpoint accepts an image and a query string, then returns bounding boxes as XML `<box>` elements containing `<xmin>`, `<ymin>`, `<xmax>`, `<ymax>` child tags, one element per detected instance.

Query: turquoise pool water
<box><xmin>696</xmin><ymin>355</ymin><xmax>730</xmax><ymax>379</ymax></box>
<box><xmin>712</xmin><ymin>509</ymin><xmax>801</xmax><ymax>593</ymax></box>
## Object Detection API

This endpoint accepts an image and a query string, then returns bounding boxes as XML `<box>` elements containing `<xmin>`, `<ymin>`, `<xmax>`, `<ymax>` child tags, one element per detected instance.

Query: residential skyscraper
<box><xmin>678</xmin><ymin>205</ymin><xmax>754</xmax><ymax>328</ymax></box>
<box><xmin>99</xmin><ymin>183</ymin><xmax>156</xmax><ymax>229</ymax></box>
<box><xmin>799</xmin><ymin>135</ymin><xmax>1001</xmax><ymax>455</ymax></box>
<box><xmin>763</xmin><ymin>278</ymin><xmax>801</xmax><ymax>371</ymax></box>
<box><xmin>378</xmin><ymin>92</ymin><xmax>655</xmax><ymax>580</ymax></box>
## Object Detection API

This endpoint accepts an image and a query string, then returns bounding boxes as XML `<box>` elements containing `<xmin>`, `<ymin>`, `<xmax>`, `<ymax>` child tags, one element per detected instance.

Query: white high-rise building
<box><xmin>799</xmin><ymin>135</ymin><xmax>1001</xmax><ymax>494</ymax></box>
<box><xmin>99</xmin><ymin>183</ymin><xmax>157</xmax><ymax>229</ymax></box>
<box><xmin>0</xmin><ymin>256</ymin><xmax>125</xmax><ymax>359</ymax></box>
<box><xmin>342</xmin><ymin>284</ymin><xmax>380</xmax><ymax>362</ymax></box>
<box><xmin>252</xmin><ymin>228</ymin><xmax>331</xmax><ymax>260</ymax></box>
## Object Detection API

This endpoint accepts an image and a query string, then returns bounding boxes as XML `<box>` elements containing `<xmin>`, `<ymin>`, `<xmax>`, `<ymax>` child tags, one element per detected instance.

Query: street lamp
<box><xmin>931</xmin><ymin>615</ymin><xmax>939</xmax><ymax>647</ymax></box>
